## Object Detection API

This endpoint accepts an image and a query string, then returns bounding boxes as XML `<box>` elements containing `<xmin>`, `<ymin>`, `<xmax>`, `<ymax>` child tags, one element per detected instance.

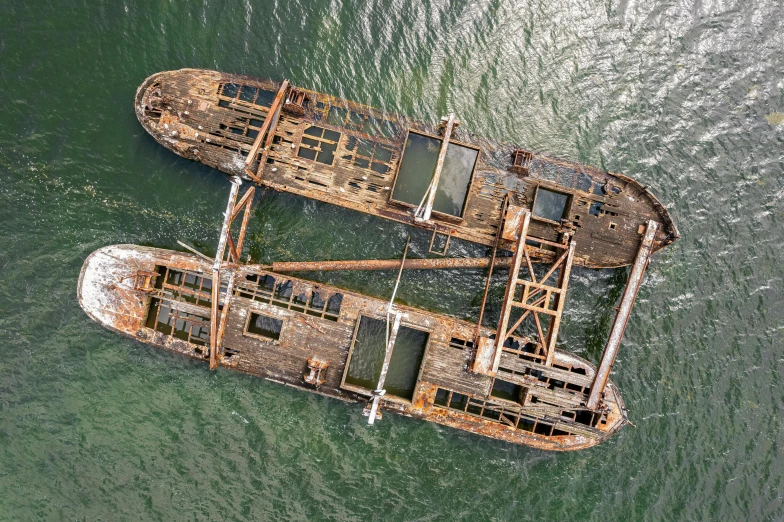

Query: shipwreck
<box><xmin>76</xmin><ymin>69</ymin><xmax>679</xmax><ymax>451</ymax></box>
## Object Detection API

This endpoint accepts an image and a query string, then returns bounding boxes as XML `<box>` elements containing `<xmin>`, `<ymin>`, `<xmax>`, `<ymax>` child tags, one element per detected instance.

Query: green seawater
<box><xmin>1</xmin><ymin>1</ymin><xmax>783</xmax><ymax>520</ymax></box>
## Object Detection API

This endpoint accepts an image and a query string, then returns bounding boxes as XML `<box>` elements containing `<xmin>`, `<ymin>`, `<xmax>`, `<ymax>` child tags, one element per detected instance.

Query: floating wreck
<box><xmin>77</xmin><ymin>69</ymin><xmax>679</xmax><ymax>451</ymax></box>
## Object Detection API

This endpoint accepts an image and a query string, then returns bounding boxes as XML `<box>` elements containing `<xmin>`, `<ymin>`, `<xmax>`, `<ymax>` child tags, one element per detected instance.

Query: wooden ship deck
<box><xmin>135</xmin><ymin>68</ymin><xmax>679</xmax><ymax>269</ymax></box>
<box><xmin>78</xmin><ymin>243</ymin><xmax>628</xmax><ymax>451</ymax></box>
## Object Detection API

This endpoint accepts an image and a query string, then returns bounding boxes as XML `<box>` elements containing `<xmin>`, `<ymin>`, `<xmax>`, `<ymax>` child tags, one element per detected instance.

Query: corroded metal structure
<box><xmin>79</xmin><ymin>240</ymin><xmax>627</xmax><ymax>451</ymax></box>
<box><xmin>135</xmin><ymin>69</ymin><xmax>679</xmax><ymax>268</ymax></box>
<box><xmin>75</xmin><ymin>69</ymin><xmax>680</xmax><ymax>451</ymax></box>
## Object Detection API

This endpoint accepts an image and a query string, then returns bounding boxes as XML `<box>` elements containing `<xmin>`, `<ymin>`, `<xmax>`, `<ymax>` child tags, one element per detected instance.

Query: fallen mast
<box><xmin>260</xmin><ymin>256</ymin><xmax>513</xmax><ymax>273</ymax></box>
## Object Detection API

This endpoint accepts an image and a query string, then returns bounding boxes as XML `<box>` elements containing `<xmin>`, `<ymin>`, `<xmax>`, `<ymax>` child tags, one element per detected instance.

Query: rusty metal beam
<box><xmin>544</xmin><ymin>241</ymin><xmax>575</xmax><ymax>366</ymax></box>
<box><xmin>209</xmin><ymin>178</ymin><xmax>241</xmax><ymax>370</ymax></box>
<box><xmin>226</xmin><ymin>232</ymin><xmax>240</xmax><ymax>264</ymax></box>
<box><xmin>261</xmin><ymin>256</ymin><xmax>513</xmax><ymax>273</ymax></box>
<box><xmin>255</xmin><ymin>80</ymin><xmax>290</xmax><ymax>179</ymax></box>
<box><xmin>415</xmin><ymin>113</ymin><xmax>456</xmax><ymax>222</ymax></box>
<box><xmin>524</xmin><ymin>249</ymin><xmax>537</xmax><ymax>284</ymax></box>
<box><xmin>586</xmin><ymin>221</ymin><xmax>658</xmax><ymax>410</ymax></box>
<box><xmin>502</xmin><ymin>293</ymin><xmax>548</xmax><ymax>339</ymax></box>
<box><xmin>245</xmin><ymin>80</ymin><xmax>289</xmax><ymax>173</ymax></box>
<box><xmin>234</xmin><ymin>187</ymin><xmax>255</xmax><ymax>256</ymax></box>
<box><xmin>229</xmin><ymin>185</ymin><xmax>256</xmax><ymax>223</ymax></box>
<box><xmin>539</xmin><ymin>248</ymin><xmax>569</xmax><ymax>287</ymax></box>
<box><xmin>491</xmin><ymin>209</ymin><xmax>531</xmax><ymax>374</ymax></box>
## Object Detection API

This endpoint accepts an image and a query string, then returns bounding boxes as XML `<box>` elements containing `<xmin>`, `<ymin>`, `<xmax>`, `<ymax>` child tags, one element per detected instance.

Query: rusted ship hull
<box><xmin>135</xmin><ymin>69</ymin><xmax>679</xmax><ymax>269</ymax></box>
<box><xmin>79</xmin><ymin>244</ymin><xmax>628</xmax><ymax>451</ymax></box>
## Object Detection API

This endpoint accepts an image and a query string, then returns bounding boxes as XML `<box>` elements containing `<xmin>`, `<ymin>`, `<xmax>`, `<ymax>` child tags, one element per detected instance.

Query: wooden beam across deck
<box><xmin>415</xmin><ymin>113</ymin><xmax>456</xmax><ymax>223</ymax></box>
<box><xmin>244</xmin><ymin>80</ymin><xmax>289</xmax><ymax>182</ymax></box>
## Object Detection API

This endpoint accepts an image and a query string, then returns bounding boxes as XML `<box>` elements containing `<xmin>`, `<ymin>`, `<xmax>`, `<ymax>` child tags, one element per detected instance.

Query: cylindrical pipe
<box><xmin>585</xmin><ymin>221</ymin><xmax>659</xmax><ymax>410</ymax></box>
<box><xmin>259</xmin><ymin>256</ymin><xmax>513</xmax><ymax>273</ymax></box>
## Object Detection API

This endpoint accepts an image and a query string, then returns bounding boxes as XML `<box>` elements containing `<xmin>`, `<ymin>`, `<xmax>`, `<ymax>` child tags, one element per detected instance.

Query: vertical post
<box><xmin>209</xmin><ymin>178</ymin><xmax>241</xmax><ymax>370</ymax></box>
<box><xmin>415</xmin><ymin>114</ymin><xmax>456</xmax><ymax>222</ymax></box>
<box><xmin>491</xmin><ymin>209</ymin><xmax>531</xmax><ymax>374</ymax></box>
<box><xmin>586</xmin><ymin>221</ymin><xmax>659</xmax><ymax>409</ymax></box>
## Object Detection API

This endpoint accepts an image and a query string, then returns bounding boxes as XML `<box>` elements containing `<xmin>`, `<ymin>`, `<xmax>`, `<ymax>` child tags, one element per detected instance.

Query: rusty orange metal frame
<box><xmin>470</xmin><ymin>207</ymin><xmax>576</xmax><ymax>375</ymax></box>
<box><xmin>210</xmin><ymin>182</ymin><xmax>257</xmax><ymax>369</ymax></box>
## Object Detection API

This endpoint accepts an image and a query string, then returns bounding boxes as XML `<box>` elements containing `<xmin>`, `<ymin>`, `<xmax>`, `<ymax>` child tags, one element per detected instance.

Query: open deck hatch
<box><xmin>245</xmin><ymin>312</ymin><xmax>283</xmax><ymax>341</ymax></box>
<box><xmin>344</xmin><ymin>316</ymin><xmax>429</xmax><ymax>400</ymax></box>
<box><xmin>390</xmin><ymin>131</ymin><xmax>478</xmax><ymax>218</ymax></box>
<box><xmin>532</xmin><ymin>186</ymin><xmax>571</xmax><ymax>223</ymax></box>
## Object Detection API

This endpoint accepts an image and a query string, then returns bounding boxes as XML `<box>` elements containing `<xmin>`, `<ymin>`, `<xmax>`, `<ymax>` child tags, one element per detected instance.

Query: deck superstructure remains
<box><xmin>79</xmin><ymin>165</ymin><xmax>668</xmax><ymax>451</ymax></box>
<box><xmin>79</xmin><ymin>243</ymin><xmax>627</xmax><ymax>451</ymax></box>
<box><xmin>135</xmin><ymin>69</ymin><xmax>679</xmax><ymax>269</ymax></box>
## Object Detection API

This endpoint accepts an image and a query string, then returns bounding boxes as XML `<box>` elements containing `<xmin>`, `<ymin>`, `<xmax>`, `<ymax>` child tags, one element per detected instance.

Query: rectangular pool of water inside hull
<box><xmin>391</xmin><ymin>132</ymin><xmax>478</xmax><ymax>217</ymax></box>
<box><xmin>345</xmin><ymin>316</ymin><xmax>428</xmax><ymax>400</ymax></box>
<box><xmin>345</xmin><ymin>316</ymin><xmax>387</xmax><ymax>391</ymax></box>
<box><xmin>384</xmin><ymin>326</ymin><xmax>428</xmax><ymax>400</ymax></box>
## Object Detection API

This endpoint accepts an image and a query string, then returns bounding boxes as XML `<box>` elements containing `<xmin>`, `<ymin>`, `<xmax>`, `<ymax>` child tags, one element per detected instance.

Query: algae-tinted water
<box><xmin>346</xmin><ymin>316</ymin><xmax>388</xmax><ymax>391</ymax></box>
<box><xmin>1</xmin><ymin>1</ymin><xmax>784</xmax><ymax>520</ymax></box>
